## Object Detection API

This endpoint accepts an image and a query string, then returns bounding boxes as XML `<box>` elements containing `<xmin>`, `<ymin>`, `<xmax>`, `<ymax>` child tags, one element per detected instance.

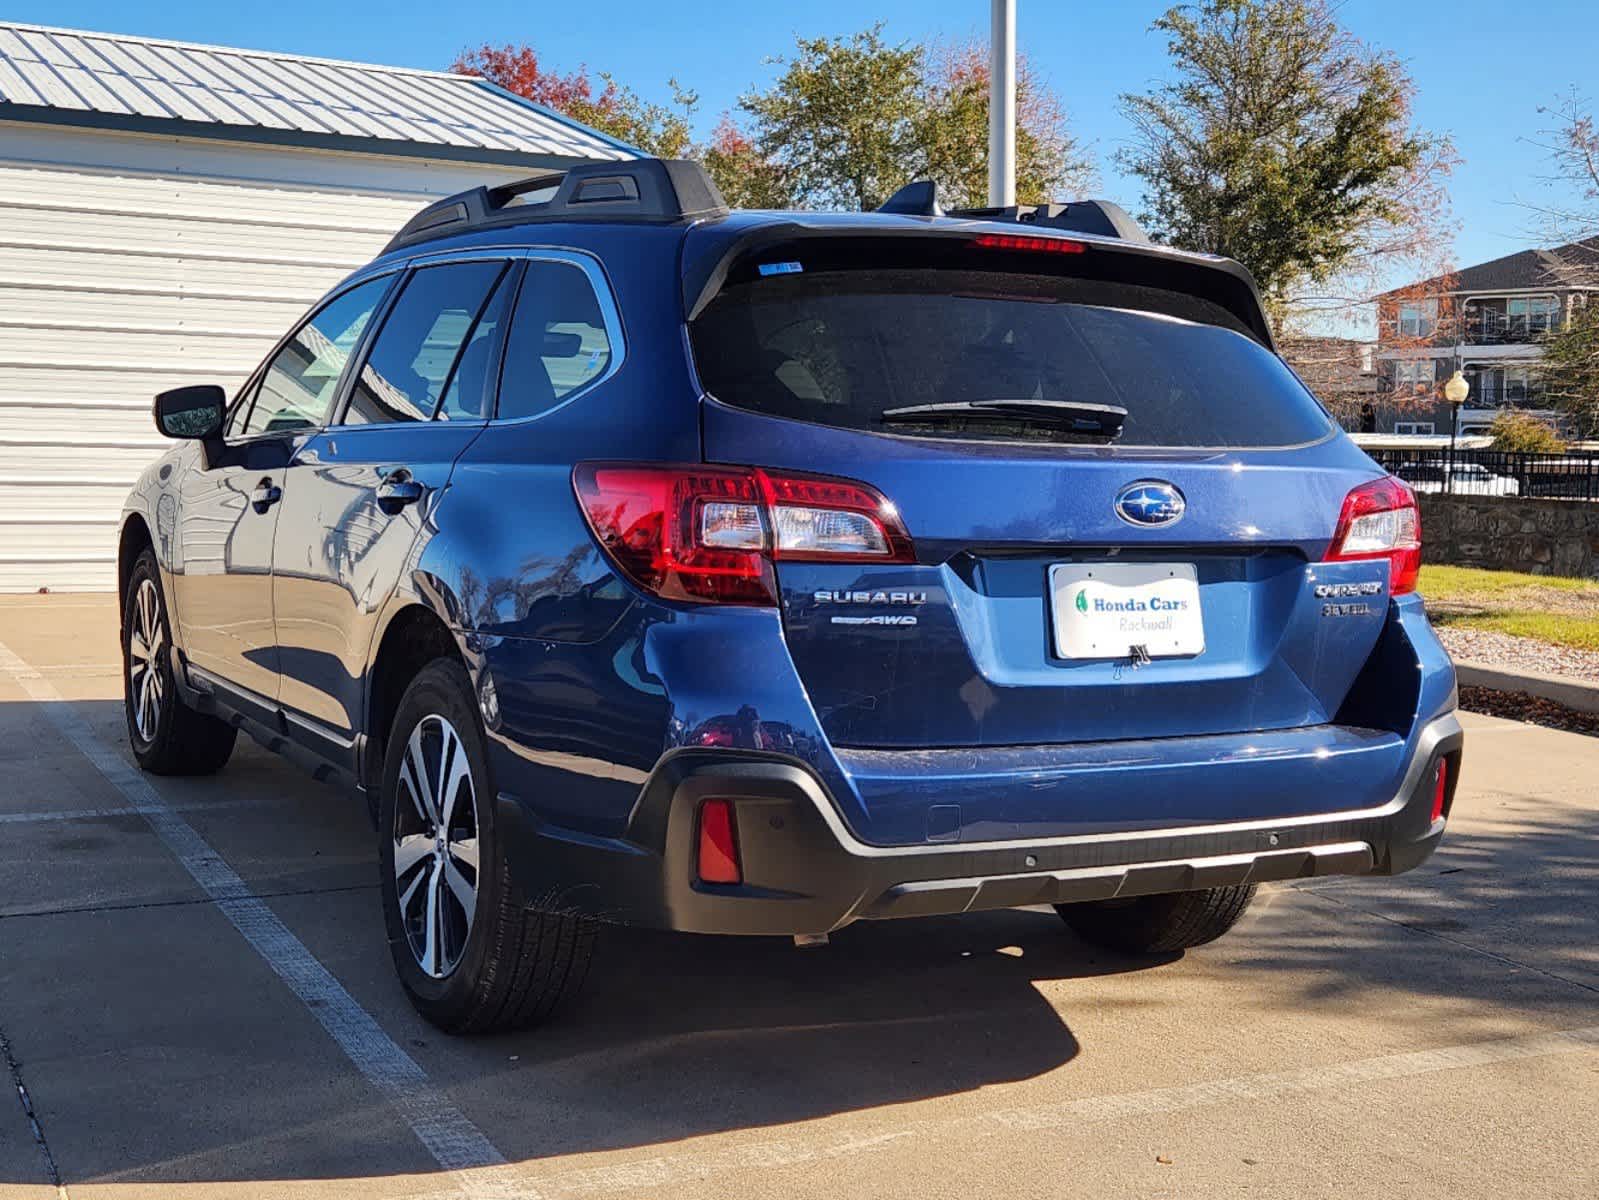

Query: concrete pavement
<box><xmin>0</xmin><ymin>593</ymin><xmax>1595</xmax><ymax>1199</ymax></box>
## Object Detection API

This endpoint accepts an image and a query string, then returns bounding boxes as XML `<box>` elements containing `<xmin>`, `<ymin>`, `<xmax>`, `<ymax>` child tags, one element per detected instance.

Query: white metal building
<box><xmin>0</xmin><ymin>21</ymin><xmax>634</xmax><ymax>591</ymax></box>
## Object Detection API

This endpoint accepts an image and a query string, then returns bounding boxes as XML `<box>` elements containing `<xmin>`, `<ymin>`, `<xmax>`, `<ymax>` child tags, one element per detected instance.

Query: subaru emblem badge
<box><xmin>1114</xmin><ymin>481</ymin><xmax>1186</xmax><ymax>528</ymax></box>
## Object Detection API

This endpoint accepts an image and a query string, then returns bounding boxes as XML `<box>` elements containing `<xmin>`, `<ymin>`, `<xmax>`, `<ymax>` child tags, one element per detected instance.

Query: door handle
<box><xmin>376</xmin><ymin>468</ymin><xmax>425</xmax><ymax>512</ymax></box>
<box><xmin>250</xmin><ymin>479</ymin><xmax>282</xmax><ymax>512</ymax></box>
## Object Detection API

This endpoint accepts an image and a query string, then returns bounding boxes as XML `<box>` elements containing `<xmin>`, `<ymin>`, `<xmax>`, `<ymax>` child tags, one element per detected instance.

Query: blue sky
<box><xmin>10</xmin><ymin>0</ymin><xmax>1596</xmax><ymax>273</ymax></box>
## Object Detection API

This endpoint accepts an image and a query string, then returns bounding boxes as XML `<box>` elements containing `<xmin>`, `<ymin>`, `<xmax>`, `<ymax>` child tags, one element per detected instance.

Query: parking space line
<box><xmin>0</xmin><ymin>795</ymin><xmax>270</xmax><ymax>825</ymax></box>
<box><xmin>491</xmin><ymin>1023</ymin><xmax>1599</xmax><ymax>1199</ymax></box>
<box><xmin>0</xmin><ymin>642</ymin><xmax>528</xmax><ymax>1199</ymax></box>
<box><xmin>0</xmin><ymin>881</ymin><xmax>378</xmax><ymax>924</ymax></box>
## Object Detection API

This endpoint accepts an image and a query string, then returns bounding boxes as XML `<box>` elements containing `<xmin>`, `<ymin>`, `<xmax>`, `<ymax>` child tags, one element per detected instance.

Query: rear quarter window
<box><xmin>690</xmin><ymin>269</ymin><xmax>1334</xmax><ymax>449</ymax></box>
<box><xmin>496</xmin><ymin>260</ymin><xmax>615</xmax><ymax>421</ymax></box>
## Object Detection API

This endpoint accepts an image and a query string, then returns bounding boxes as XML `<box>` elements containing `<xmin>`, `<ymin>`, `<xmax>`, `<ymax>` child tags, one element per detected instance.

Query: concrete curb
<box><xmin>1454</xmin><ymin>659</ymin><xmax>1599</xmax><ymax>715</ymax></box>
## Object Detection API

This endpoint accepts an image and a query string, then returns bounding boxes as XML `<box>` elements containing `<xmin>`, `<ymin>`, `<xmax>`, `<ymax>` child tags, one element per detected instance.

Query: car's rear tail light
<box><xmin>1325</xmin><ymin>475</ymin><xmax>1421</xmax><ymax>594</ymax></box>
<box><xmin>574</xmin><ymin>463</ymin><xmax>914</xmax><ymax>606</ymax></box>
<box><xmin>697</xmin><ymin>799</ymin><xmax>741</xmax><ymax>884</ymax></box>
<box><xmin>972</xmin><ymin>232</ymin><xmax>1087</xmax><ymax>255</ymax></box>
<box><xmin>1430</xmin><ymin>759</ymin><xmax>1449</xmax><ymax>823</ymax></box>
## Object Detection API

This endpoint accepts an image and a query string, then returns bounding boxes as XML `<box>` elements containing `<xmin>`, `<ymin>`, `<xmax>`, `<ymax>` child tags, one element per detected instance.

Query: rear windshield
<box><xmin>689</xmin><ymin>269</ymin><xmax>1333</xmax><ymax>448</ymax></box>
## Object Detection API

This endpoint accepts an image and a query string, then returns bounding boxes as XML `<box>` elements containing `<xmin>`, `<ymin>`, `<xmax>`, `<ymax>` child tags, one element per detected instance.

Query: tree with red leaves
<box><xmin>453</xmin><ymin>43</ymin><xmax>693</xmax><ymax>159</ymax></box>
<box><xmin>700</xmin><ymin>116</ymin><xmax>790</xmax><ymax>209</ymax></box>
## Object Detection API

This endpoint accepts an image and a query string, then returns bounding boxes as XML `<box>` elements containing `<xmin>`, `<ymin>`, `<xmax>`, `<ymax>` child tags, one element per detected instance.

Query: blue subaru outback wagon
<box><xmin>118</xmin><ymin>159</ymin><xmax>1462</xmax><ymax>1032</ymax></box>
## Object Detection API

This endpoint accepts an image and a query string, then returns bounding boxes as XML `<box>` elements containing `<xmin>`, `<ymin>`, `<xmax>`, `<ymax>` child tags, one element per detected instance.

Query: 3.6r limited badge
<box><xmin>1315</xmin><ymin>579</ymin><xmax>1384</xmax><ymax>617</ymax></box>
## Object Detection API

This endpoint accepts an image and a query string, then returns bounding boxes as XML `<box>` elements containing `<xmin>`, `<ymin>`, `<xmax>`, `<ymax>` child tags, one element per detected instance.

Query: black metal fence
<box><xmin>1367</xmin><ymin>447</ymin><xmax>1599</xmax><ymax>501</ymax></box>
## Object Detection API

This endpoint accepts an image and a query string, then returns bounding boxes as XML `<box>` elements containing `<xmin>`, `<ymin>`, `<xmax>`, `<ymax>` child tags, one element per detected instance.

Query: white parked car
<box><xmin>1397</xmin><ymin>462</ymin><xmax>1521</xmax><ymax>496</ymax></box>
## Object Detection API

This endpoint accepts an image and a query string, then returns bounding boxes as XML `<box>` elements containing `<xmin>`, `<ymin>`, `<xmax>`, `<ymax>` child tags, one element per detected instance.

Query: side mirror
<box><xmin>154</xmin><ymin>385</ymin><xmax>226</xmax><ymax>441</ymax></box>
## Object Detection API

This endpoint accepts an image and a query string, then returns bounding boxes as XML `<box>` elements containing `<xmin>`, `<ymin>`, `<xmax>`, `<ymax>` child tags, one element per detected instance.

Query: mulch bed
<box><xmin>1459</xmin><ymin>685</ymin><xmax>1599</xmax><ymax>738</ymax></box>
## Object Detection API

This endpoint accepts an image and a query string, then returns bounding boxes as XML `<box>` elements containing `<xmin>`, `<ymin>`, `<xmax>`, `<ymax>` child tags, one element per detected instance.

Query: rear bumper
<box><xmin>497</xmin><ymin>710</ymin><xmax>1463</xmax><ymax>935</ymax></box>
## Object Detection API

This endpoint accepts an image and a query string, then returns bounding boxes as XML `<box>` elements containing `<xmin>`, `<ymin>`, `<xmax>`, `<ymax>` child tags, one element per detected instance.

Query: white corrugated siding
<box><xmin>0</xmin><ymin>121</ymin><xmax>529</xmax><ymax>591</ymax></box>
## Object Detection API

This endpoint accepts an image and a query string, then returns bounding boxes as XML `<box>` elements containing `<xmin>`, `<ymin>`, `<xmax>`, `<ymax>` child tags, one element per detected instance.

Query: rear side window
<box><xmin>496</xmin><ymin>260</ymin><xmax>614</xmax><ymax>421</ymax></box>
<box><xmin>241</xmin><ymin>277</ymin><xmax>389</xmax><ymax>438</ymax></box>
<box><xmin>343</xmin><ymin>261</ymin><xmax>507</xmax><ymax>425</ymax></box>
<box><xmin>690</xmin><ymin>269</ymin><xmax>1333</xmax><ymax>449</ymax></box>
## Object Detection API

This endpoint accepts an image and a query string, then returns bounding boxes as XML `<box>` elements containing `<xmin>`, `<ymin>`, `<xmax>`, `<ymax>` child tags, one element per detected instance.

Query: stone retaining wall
<box><xmin>1418</xmin><ymin>494</ymin><xmax>1599</xmax><ymax>578</ymax></box>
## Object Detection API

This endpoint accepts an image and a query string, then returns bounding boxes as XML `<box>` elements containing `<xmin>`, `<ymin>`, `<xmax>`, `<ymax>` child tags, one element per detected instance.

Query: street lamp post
<box><xmin>988</xmin><ymin>0</ymin><xmax>1016</xmax><ymax>208</ymax></box>
<box><xmin>1444</xmin><ymin>367</ymin><xmax>1470</xmax><ymax>494</ymax></box>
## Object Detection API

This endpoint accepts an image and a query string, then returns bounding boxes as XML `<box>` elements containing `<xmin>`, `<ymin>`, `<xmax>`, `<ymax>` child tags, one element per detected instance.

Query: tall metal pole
<box><xmin>988</xmin><ymin>0</ymin><xmax>1016</xmax><ymax>208</ymax></box>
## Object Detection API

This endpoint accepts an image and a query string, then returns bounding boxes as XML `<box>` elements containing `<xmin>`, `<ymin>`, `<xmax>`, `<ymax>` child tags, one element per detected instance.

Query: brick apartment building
<box><xmin>1371</xmin><ymin>238</ymin><xmax>1598</xmax><ymax>437</ymax></box>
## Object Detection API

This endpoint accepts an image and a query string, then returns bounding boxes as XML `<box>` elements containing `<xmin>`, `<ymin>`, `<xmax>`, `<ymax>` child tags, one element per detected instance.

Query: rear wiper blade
<box><xmin>879</xmin><ymin>399</ymin><xmax>1127</xmax><ymax>438</ymax></box>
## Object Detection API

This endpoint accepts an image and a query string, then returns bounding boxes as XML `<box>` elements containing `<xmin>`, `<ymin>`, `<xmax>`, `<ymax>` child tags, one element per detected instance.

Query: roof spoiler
<box><xmin>683</xmin><ymin>223</ymin><xmax>1275</xmax><ymax>349</ymax></box>
<box><xmin>381</xmin><ymin>158</ymin><xmax>728</xmax><ymax>254</ymax></box>
<box><xmin>876</xmin><ymin>179</ymin><xmax>1149</xmax><ymax>243</ymax></box>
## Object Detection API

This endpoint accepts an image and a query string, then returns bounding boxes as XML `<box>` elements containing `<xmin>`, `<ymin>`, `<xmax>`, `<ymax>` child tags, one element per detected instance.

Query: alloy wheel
<box><xmin>392</xmin><ymin>714</ymin><xmax>480</xmax><ymax>978</ymax></box>
<box><xmin>127</xmin><ymin>578</ymin><xmax>166</xmax><ymax>743</ymax></box>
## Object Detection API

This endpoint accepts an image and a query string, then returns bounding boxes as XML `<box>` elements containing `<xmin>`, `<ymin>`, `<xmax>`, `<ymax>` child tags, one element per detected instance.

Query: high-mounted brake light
<box><xmin>972</xmin><ymin>232</ymin><xmax>1087</xmax><ymax>255</ymax></box>
<box><xmin>1325</xmin><ymin>475</ymin><xmax>1421</xmax><ymax>594</ymax></box>
<box><xmin>573</xmin><ymin>463</ymin><xmax>914</xmax><ymax>606</ymax></box>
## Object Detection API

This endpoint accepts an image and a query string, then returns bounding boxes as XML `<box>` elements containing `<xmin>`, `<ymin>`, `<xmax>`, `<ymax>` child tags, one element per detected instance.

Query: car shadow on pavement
<box><xmin>429</xmin><ymin>910</ymin><xmax>1141</xmax><ymax>1162</ymax></box>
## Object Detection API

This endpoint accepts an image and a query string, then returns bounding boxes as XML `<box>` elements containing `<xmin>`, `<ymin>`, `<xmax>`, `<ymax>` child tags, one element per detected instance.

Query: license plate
<box><xmin>1049</xmin><ymin>563</ymin><xmax>1204</xmax><ymax>660</ymax></box>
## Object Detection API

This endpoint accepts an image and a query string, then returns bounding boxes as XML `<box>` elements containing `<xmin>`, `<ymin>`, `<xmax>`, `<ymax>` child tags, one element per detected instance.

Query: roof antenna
<box><xmin>877</xmin><ymin>179</ymin><xmax>942</xmax><ymax>217</ymax></box>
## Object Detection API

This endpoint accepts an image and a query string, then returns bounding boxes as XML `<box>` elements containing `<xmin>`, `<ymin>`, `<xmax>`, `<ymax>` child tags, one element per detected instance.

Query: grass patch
<box><xmin>1418</xmin><ymin>565</ymin><xmax>1599</xmax><ymax>652</ymax></box>
<box><xmin>1418</xmin><ymin>564</ymin><xmax>1599</xmax><ymax>600</ymax></box>
<box><xmin>1432</xmin><ymin>610</ymin><xmax>1599</xmax><ymax>652</ymax></box>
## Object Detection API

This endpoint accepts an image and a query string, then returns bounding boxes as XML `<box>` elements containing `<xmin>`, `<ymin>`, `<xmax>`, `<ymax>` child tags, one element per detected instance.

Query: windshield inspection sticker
<box><xmin>758</xmin><ymin>261</ymin><xmax>804</xmax><ymax>277</ymax></box>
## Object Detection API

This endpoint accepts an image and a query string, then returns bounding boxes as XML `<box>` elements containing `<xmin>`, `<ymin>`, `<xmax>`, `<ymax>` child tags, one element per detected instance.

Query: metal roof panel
<box><xmin>0</xmin><ymin>19</ymin><xmax>636</xmax><ymax>163</ymax></box>
<box><xmin>36</xmin><ymin>34</ymin><xmax>134</xmax><ymax>114</ymax></box>
<box><xmin>0</xmin><ymin>53</ymin><xmax>46</xmax><ymax>107</ymax></box>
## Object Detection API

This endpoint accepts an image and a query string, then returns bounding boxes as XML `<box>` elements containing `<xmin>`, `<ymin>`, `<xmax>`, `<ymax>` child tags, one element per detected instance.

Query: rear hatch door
<box><xmin>687</xmin><ymin>231</ymin><xmax>1394</xmax><ymax>749</ymax></box>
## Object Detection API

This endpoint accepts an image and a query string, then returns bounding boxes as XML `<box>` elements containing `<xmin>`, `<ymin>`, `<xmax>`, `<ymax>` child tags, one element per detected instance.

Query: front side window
<box><xmin>496</xmin><ymin>260</ymin><xmax>615</xmax><ymax>421</ymax></box>
<box><xmin>240</xmin><ymin>277</ymin><xmax>390</xmax><ymax>438</ymax></box>
<box><xmin>343</xmin><ymin>261</ymin><xmax>508</xmax><ymax>426</ymax></box>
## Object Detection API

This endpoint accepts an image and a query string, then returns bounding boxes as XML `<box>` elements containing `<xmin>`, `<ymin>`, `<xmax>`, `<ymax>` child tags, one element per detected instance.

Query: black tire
<box><xmin>1055</xmin><ymin>885</ymin><xmax>1257</xmax><ymax>954</ymax></box>
<box><xmin>122</xmin><ymin>549</ymin><xmax>236</xmax><ymax>775</ymax></box>
<box><xmin>377</xmin><ymin>658</ymin><xmax>596</xmax><ymax>1034</ymax></box>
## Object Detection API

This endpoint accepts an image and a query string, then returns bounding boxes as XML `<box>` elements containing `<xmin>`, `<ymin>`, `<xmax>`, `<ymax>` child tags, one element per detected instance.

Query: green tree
<box><xmin>1541</xmin><ymin>302</ymin><xmax>1599</xmax><ymax>437</ymax></box>
<box><xmin>735</xmin><ymin>25</ymin><xmax>925</xmax><ymax>211</ymax></box>
<box><xmin>727</xmin><ymin>25</ymin><xmax>1088</xmax><ymax>212</ymax></box>
<box><xmin>916</xmin><ymin>42</ymin><xmax>1090</xmax><ymax>209</ymax></box>
<box><xmin>457</xmin><ymin>29</ymin><xmax>1088</xmax><ymax>216</ymax></box>
<box><xmin>1118</xmin><ymin>1</ymin><xmax>1454</xmax><ymax>320</ymax></box>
